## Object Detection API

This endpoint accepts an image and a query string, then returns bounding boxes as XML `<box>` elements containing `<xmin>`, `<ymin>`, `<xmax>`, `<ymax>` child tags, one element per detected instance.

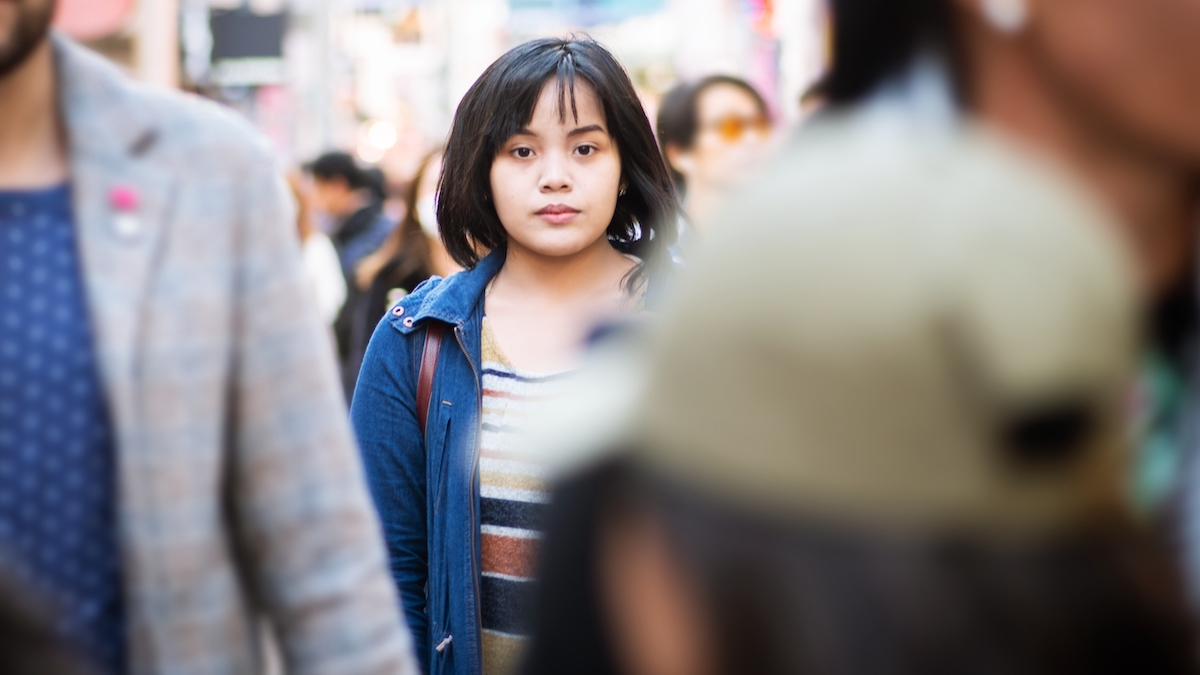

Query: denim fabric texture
<box><xmin>352</xmin><ymin>249</ymin><xmax>507</xmax><ymax>675</ymax></box>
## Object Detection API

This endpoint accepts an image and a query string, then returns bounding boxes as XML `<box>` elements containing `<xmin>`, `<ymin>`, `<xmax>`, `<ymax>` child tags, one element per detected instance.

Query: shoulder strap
<box><xmin>417</xmin><ymin>323</ymin><xmax>445</xmax><ymax>437</ymax></box>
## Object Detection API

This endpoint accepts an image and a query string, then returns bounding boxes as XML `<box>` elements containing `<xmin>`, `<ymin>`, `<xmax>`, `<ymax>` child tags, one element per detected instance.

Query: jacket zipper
<box><xmin>454</xmin><ymin>323</ymin><xmax>484</xmax><ymax>672</ymax></box>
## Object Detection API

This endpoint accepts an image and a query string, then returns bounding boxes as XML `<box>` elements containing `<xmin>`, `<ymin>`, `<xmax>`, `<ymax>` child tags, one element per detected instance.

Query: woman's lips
<box><xmin>536</xmin><ymin>204</ymin><xmax>581</xmax><ymax>225</ymax></box>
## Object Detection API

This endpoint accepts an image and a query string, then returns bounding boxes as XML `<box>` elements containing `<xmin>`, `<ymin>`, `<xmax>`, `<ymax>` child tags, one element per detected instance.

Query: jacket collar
<box><xmin>53</xmin><ymin>33</ymin><xmax>177</xmax><ymax>440</ymax></box>
<box><xmin>55</xmin><ymin>32</ymin><xmax>162</xmax><ymax>163</ymax></box>
<box><xmin>403</xmin><ymin>248</ymin><xmax>506</xmax><ymax>329</ymax></box>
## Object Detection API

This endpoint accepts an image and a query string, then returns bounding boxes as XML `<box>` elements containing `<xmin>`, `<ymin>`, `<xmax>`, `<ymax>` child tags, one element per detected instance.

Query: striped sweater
<box><xmin>478</xmin><ymin>318</ymin><xmax>572</xmax><ymax>675</ymax></box>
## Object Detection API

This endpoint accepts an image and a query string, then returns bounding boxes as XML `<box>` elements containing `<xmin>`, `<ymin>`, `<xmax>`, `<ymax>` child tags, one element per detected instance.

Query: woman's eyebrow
<box><xmin>568</xmin><ymin>124</ymin><xmax>606</xmax><ymax>137</ymax></box>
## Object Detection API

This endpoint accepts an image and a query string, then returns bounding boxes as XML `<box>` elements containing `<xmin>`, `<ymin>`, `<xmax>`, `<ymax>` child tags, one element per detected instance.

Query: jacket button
<box><xmin>403</xmin><ymin>317</ymin><xmax>415</xmax><ymax>328</ymax></box>
<box><xmin>391</xmin><ymin>305</ymin><xmax>405</xmax><ymax>317</ymax></box>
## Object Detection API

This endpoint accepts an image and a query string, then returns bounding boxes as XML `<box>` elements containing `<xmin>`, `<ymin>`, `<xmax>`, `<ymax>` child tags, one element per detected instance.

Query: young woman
<box><xmin>350</xmin><ymin>37</ymin><xmax>677</xmax><ymax>675</ymax></box>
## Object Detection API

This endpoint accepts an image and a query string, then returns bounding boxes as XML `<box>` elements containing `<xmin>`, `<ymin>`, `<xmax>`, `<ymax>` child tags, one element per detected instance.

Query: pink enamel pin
<box><xmin>109</xmin><ymin>184</ymin><xmax>141</xmax><ymax>237</ymax></box>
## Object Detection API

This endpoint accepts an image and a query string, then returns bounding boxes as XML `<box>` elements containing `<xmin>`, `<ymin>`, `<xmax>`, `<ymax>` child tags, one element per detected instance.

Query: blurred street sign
<box><xmin>210</xmin><ymin>9</ymin><xmax>287</xmax><ymax>86</ymax></box>
<box><xmin>510</xmin><ymin>0</ymin><xmax>666</xmax><ymax>25</ymax></box>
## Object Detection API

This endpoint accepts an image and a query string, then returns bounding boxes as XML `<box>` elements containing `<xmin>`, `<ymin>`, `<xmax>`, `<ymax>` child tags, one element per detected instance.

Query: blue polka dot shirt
<box><xmin>0</xmin><ymin>184</ymin><xmax>125</xmax><ymax>674</ymax></box>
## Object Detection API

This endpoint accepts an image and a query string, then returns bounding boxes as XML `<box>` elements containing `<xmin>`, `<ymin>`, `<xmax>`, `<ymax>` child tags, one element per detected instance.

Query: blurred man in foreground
<box><xmin>520</xmin><ymin>102</ymin><xmax>1195</xmax><ymax>674</ymax></box>
<box><xmin>0</xmin><ymin>1</ymin><xmax>416</xmax><ymax>673</ymax></box>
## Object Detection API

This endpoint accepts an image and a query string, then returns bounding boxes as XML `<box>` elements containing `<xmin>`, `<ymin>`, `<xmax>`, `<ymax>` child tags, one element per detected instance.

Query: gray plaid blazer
<box><xmin>53</xmin><ymin>35</ymin><xmax>416</xmax><ymax>675</ymax></box>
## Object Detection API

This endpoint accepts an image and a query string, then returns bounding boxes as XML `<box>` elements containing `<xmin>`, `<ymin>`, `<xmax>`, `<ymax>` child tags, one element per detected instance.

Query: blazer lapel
<box><xmin>54</xmin><ymin>35</ymin><xmax>176</xmax><ymax>442</ymax></box>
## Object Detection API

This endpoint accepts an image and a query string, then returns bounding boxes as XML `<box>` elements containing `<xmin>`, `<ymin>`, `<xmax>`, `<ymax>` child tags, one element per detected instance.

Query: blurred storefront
<box><xmin>58</xmin><ymin>0</ymin><xmax>826</xmax><ymax>179</ymax></box>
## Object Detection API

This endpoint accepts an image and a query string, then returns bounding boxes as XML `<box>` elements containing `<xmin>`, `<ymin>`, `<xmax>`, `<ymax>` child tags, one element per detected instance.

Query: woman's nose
<box><xmin>539</xmin><ymin>153</ymin><xmax>572</xmax><ymax>191</ymax></box>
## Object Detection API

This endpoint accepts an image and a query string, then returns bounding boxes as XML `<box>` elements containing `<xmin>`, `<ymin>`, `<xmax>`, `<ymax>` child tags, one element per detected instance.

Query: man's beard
<box><xmin>0</xmin><ymin>0</ymin><xmax>55</xmax><ymax>79</ymax></box>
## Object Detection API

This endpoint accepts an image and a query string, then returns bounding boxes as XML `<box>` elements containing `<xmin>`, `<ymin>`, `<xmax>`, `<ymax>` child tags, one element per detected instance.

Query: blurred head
<box><xmin>656</xmin><ymin>76</ymin><xmax>771</xmax><ymax>197</ymax></box>
<box><xmin>822</xmin><ymin>0</ymin><xmax>1200</xmax><ymax>297</ymax></box>
<box><xmin>307</xmin><ymin>151</ymin><xmax>368</xmax><ymax>220</ymax></box>
<box><xmin>965</xmin><ymin>0</ymin><xmax>1200</xmax><ymax>165</ymax></box>
<box><xmin>414</xmin><ymin>151</ymin><xmax>444</xmax><ymax>238</ymax></box>
<box><xmin>823</xmin><ymin>0</ymin><xmax>1200</xmax><ymax>170</ymax></box>
<box><xmin>524</xmin><ymin>459</ymin><xmax>1197</xmax><ymax>675</ymax></box>
<box><xmin>438</xmin><ymin>37</ymin><xmax>677</xmax><ymax>281</ymax></box>
<box><xmin>0</xmin><ymin>0</ymin><xmax>54</xmax><ymax>78</ymax></box>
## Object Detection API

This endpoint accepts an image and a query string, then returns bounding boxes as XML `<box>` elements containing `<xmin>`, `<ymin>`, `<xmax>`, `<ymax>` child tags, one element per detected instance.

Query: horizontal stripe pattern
<box><xmin>478</xmin><ymin>318</ymin><xmax>570</xmax><ymax>675</ymax></box>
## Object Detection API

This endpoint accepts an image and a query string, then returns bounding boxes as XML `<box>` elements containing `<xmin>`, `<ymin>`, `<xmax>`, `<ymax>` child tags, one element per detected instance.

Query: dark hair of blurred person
<box><xmin>338</xmin><ymin>153</ymin><xmax>437</xmax><ymax>397</ymax></box>
<box><xmin>287</xmin><ymin>172</ymin><xmax>347</xmax><ymax>328</ymax></box>
<box><xmin>352</xmin><ymin>36</ymin><xmax>679</xmax><ymax>675</ymax></box>
<box><xmin>525</xmin><ymin>459</ymin><xmax>1198</xmax><ymax>675</ymax></box>
<box><xmin>307</xmin><ymin>151</ymin><xmax>395</xmax><ymax>278</ymax></box>
<box><xmin>655</xmin><ymin>76</ymin><xmax>772</xmax><ymax>241</ymax></box>
<box><xmin>818</xmin><ymin>0</ymin><xmax>1200</xmax><ymax>569</ymax></box>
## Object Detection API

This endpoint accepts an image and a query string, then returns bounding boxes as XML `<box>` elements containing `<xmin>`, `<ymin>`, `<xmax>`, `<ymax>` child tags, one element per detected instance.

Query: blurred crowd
<box><xmin>3</xmin><ymin>0</ymin><xmax>1200</xmax><ymax>674</ymax></box>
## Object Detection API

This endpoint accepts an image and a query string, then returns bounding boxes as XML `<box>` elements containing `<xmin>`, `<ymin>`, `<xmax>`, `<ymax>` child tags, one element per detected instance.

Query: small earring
<box><xmin>619</xmin><ymin>186</ymin><xmax>627</xmax><ymax>197</ymax></box>
<box><xmin>981</xmin><ymin>0</ymin><xmax>1027</xmax><ymax>33</ymax></box>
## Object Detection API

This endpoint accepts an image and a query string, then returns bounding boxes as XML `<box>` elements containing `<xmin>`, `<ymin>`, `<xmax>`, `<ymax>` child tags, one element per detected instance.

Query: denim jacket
<box><xmin>351</xmin><ymin>249</ymin><xmax>506</xmax><ymax>675</ymax></box>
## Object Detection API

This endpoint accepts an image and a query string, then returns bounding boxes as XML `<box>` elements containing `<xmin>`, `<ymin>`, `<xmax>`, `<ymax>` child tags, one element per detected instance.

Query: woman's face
<box><xmin>667</xmin><ymin>84</ymin><xmax>772</xmax><ymax>192</ymax></box>
<box><xmin>1028</xmin><ymin>0</ymin><xmax>1200</xmax><ymax>163</ymax></box>
<box><xmin>490</xmin><ymin>80</ymin><xmax>623</xmax><ymax>260</ymax></box>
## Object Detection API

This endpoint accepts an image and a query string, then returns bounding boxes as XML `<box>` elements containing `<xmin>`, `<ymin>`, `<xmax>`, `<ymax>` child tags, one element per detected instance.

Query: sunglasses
<box><xmin>705</xmin><ymin>115</ymin><xmax>771</xmax><ymax>143</ymax></box>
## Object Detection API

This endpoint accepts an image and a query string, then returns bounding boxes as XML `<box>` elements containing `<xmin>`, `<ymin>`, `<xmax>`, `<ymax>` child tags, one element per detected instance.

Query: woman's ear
<box><xmin>665</xmin><ymin>144</ymin><xmax>696</xmax><ymax>179</ymax></box>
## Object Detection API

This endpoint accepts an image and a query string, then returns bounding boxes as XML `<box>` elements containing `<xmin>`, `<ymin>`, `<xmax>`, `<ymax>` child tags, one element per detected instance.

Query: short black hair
<box><xmin>656</xmin><ymin>75</ymin><xmax>769</xmax><ymax>194</ymax></box>
<box><xmin>438</xmin><ymin>37</ymin><xmax>678</xmax><ymax>285</ymax></box>
<box><xmin>308</xmin><ymin>151</ymin><xmax>368</xmax><ymax>191</ymax></box>
<box><xmin>819</xmin><ymin>0</ymin><xmax>960</xmax><ymax>106</ymax></box>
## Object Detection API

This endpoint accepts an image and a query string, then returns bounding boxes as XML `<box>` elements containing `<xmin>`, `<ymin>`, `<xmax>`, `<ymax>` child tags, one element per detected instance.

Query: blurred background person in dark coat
<box><xmin>341</xmin><ymin>150</ymin><xmax>438</xmax><ymax>397</ymax></box>
<box><xmin>306</xmin><ymin>150</ymin><xmax>395</xmax><ymax>280</ymax></box>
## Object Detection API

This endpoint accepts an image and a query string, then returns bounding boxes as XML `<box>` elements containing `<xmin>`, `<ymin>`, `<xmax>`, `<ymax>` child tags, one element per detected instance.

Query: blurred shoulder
<box><xmin>56</xmin><ymin>34</ymin><xmax>278</xmax><ymax>174</ymax></box>
<box><xmin>124</xmin><ymin>84</ymin><xmax>277</xmax><ymax>172</ymax></box>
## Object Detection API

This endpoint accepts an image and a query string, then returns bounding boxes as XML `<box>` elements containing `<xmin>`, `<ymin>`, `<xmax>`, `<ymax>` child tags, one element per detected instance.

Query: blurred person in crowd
<box><xmin>340</xmin><ymin>152</ymin><xmax>439</xmax><ymax>397</ymax></box>
<box><xmin>351</xmin><ymin>37</ymin><xmax>678</xmax><ymax>675</ymax></box>
<box><xmin>411</xmin><ymin>150</ymin><xmax>463</xmax><ymax>279</ymax></box>
<box><xmin>655</xmin><ymin>76</ymin><xmax>772</xmax><ymax>252</ymax></box>
<box><xmin>0</xmin><ymin>1</ymin><xmax>416</xmax><ymax>673</ymax></box>
<box><xmin>288</xmin><ymin>172</ymin><xmax>347</xmax><ymax>327</ymax></box>
<box><xmin>520</xmin><ymin>111</ymin><xmax>1196</xmax><ymax>674</ymax></box>
<box><xmin>307</xmin><ymin>151</ymin><xmax>395</xmax><ymax>277</ymax></box>
<box><xmin>814</xmin><ymin>0</ymin><xmax>1200</xmax><ymax>596</ymax></box>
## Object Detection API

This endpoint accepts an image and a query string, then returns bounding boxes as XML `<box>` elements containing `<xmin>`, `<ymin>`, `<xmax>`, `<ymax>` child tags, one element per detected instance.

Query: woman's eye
<box><xmin>577</xmin><ymin>145</ymin><xmax>597</xmax><ymax>157</ymax></box>
<box><xmin>513</xmin><ymin>147</ymin><xmax>533</xmax><ymax>159</ymax></box>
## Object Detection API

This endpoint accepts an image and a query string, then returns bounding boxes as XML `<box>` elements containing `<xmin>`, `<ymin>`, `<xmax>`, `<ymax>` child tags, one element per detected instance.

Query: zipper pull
<box><xmin>435</xmin><ymin>635</ymin><xmax>453</xmax><ymax>654</ymax></box>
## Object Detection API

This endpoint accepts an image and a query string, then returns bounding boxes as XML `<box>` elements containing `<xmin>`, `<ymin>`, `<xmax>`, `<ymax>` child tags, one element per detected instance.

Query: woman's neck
<box><xmin>683</xmin><ymin>185</ymin><xmax>726</xmax><ymax>232</ymax></box>
<box><xmin>484</xmin><ymin>236</ymin><xmax>639</xmax><ymax>373</ymax></box>
<box><xmin>493</xmin><ymin>236</ymin><xmax>634</xmax><ymax>303</ymax></box>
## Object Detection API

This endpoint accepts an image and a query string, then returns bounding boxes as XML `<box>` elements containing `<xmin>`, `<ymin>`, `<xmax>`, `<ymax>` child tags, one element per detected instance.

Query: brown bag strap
<box><xmin>417</xmin><ymin>323</ymin><xmax>444</xmax><ymax>437</ymax></box>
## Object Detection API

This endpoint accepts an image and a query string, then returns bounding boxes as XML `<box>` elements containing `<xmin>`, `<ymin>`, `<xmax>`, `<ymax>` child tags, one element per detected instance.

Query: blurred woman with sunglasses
<box><xmin>656</xmin><ymin>76</ymin><xmax>773</xmax><ymax>253</ymax></box>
